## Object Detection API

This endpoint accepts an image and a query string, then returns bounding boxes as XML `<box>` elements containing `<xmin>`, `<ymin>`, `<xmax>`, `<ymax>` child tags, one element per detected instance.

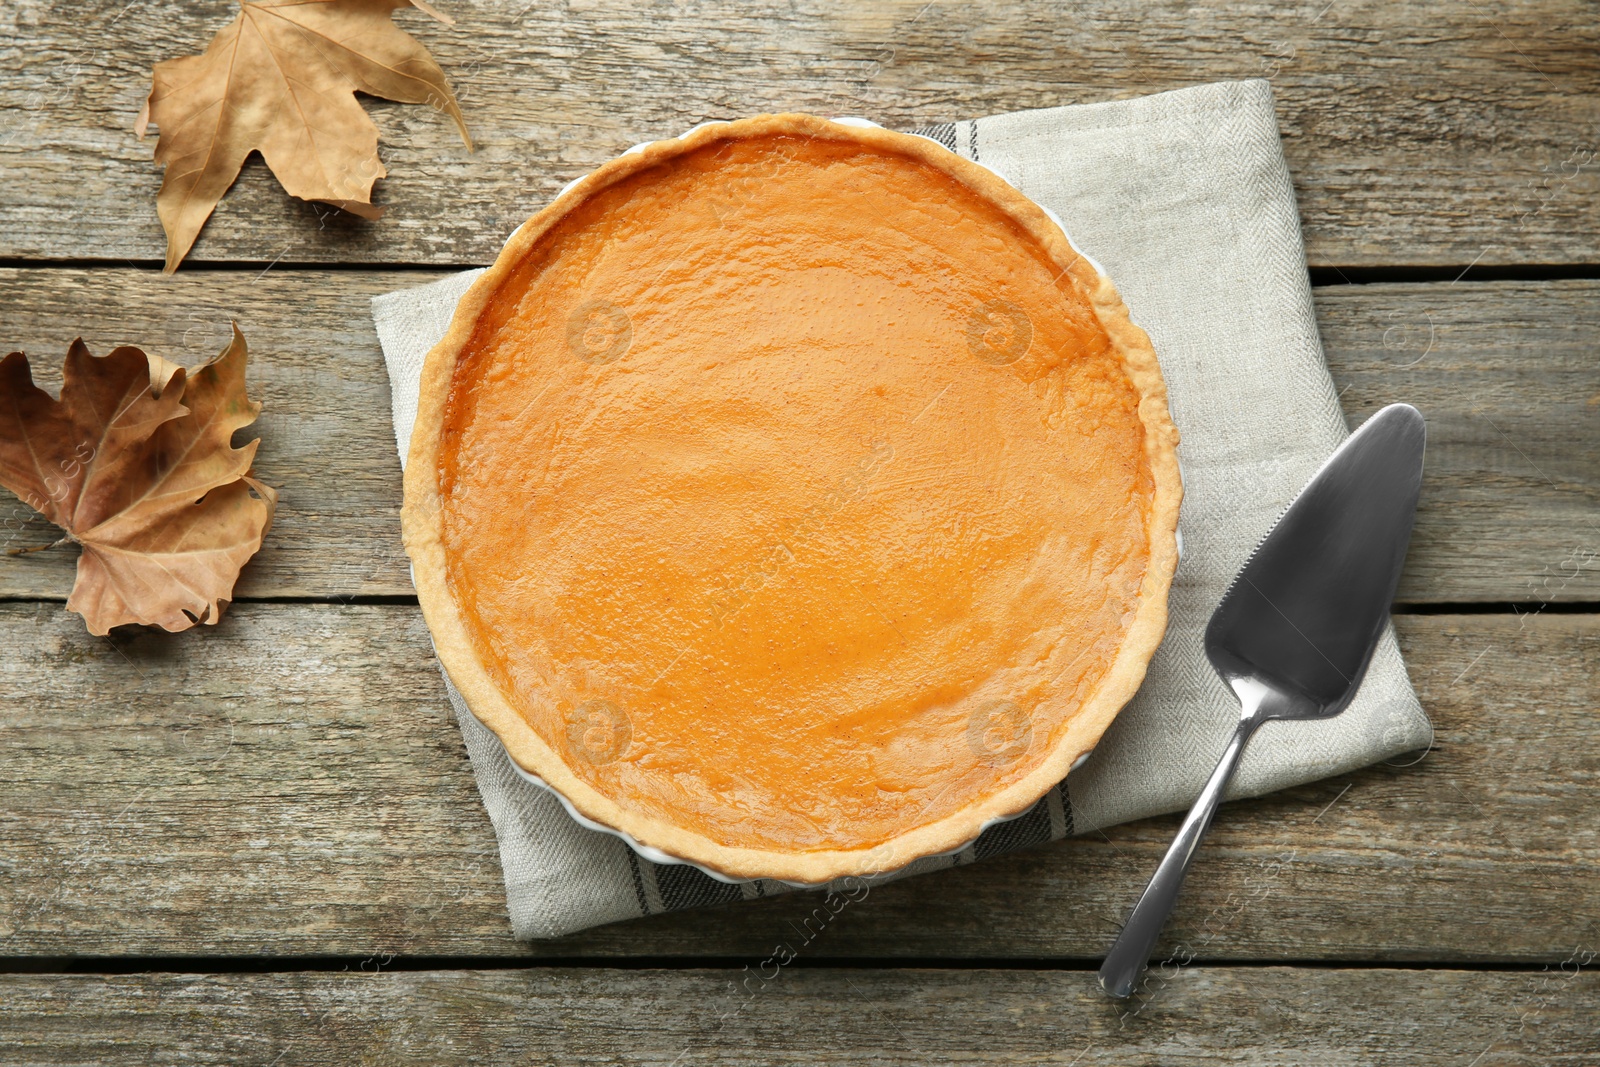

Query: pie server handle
<box><xmin>1097</xmin><ymin>714</ymin><xmax>1262</xmax><ymax>999</ymax></box>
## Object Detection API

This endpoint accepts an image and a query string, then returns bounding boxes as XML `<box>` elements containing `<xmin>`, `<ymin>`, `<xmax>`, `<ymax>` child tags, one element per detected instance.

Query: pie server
<box><xmin>1098</xmin><ymin>403</ymin><xmax>1426</xmax><ymax>999</ymax></box>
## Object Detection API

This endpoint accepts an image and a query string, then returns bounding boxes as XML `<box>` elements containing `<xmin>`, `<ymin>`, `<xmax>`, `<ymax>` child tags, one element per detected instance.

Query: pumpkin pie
<box><xmin>403</xmin><ymin>114</ymin><xmax>1181</xmax><ymax>883</ymax></box>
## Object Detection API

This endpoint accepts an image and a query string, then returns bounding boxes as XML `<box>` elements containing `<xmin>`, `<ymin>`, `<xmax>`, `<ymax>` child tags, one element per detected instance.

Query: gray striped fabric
<box><xmin>371</xmin><ymin>79</ymin><xmax>1430</xmax><ymax>939</ymax></box>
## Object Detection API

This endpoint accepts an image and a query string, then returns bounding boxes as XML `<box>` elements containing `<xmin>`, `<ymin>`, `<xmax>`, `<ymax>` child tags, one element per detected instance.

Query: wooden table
<box><xmin>2</xmin><ymin>1</ymin><xmax>1596</xmax><ymax>1062</ymax></box>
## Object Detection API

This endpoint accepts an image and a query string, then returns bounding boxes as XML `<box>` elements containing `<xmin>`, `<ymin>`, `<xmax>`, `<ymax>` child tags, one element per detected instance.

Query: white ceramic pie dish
<box><xmin>431</xmin><ymin>115</ymin><xmax>1178</xmax><ymax>887</ymax></box>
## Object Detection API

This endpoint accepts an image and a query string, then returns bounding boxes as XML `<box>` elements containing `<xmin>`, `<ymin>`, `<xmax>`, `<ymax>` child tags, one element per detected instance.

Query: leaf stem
<box><xmin>6</xmin><ymin>537</ymin><xmax>69</xmax><ymax>557</ymax></box>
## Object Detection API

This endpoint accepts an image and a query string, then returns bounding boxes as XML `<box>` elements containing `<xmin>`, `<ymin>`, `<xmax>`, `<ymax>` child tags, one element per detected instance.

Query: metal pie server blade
<box><xmin>1098</xmin><ymin>403</ymin><xmax>1426</xmax><ymax>999</ymax></box>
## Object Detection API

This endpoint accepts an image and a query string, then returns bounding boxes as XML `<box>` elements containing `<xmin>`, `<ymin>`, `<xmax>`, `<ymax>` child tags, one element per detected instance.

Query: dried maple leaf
<box><xmin>0</xmin><ymin>327</ymin><xmax>277</xmax><ymax>636</ymax></box>
<box><xmin>136</xmin><ymin>0</ymin><xmax>472</xmax><ymax>272</ymax></box>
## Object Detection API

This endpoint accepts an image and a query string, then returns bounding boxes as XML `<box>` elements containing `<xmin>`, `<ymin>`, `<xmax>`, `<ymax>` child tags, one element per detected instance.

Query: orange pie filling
<box><xmin>417</xmin><ymin>118</ymin><xmax>1177</xmax><ymax>875</ymax></box>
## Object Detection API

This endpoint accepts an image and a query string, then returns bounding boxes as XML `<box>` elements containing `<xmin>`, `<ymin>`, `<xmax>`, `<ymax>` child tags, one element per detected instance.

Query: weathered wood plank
<box><xmin>1</xmin><ymin>271</ymin><xmax>1593</xmax><ymax>603</ymax></box>
<box><xmin>1</xmin><ymin>0</ymin><xmax>1596</xmax><ymax>267</ymax></box>
<box><xmin>1322</xmin><ymin>278</ymin><xmax>1600</xmax><ymax>606</ymax></box>
<box><xmin>1</xmin><ymin>967</ymin><xmax>1596</xmax><ymax>1065</ymax></box>
<box><xmin>0</xmin><ymin>607</ymin><xmax>1593</xmax><ymax>961</ymax></box>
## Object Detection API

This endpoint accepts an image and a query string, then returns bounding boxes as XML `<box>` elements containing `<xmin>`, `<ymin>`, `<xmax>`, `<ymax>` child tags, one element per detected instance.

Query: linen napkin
<box><xmin>371</xmin><ymin>78</ymin><xmax>1431</xmax><ymax>940</ymax></box>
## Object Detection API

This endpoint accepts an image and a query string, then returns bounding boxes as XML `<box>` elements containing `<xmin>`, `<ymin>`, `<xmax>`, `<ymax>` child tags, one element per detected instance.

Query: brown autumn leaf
<box><xmin>136</xmin><ymin>0</ymin><xmax>472</xmax><ymax>272</ymax></box>
<box><xmin>0</xmin><ymin>327</ymin><xmax>277</xmax><ymax>636</ymax></box>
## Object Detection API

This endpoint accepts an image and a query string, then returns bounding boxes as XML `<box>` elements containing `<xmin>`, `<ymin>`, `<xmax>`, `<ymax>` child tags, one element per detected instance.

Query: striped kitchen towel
<box><xmin>371</xmin><ymin>79</ymin><xmax>1430</xmax><ymax>939</ymax></box>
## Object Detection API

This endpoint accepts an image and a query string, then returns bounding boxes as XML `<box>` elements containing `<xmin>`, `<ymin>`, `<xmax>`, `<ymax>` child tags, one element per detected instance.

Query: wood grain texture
<box><xmin>1</xmin><ymin>0</ymin><xmax>1596</xmax><ymax>267</ymax></box>
<box><xmin>0</xmin><ymin>607</ymin><xmax>1593</xmax><ymax>961</ymax></box>
<box><xmin>1</xmin><ymin>2</ymin><xmax>1594</xmax><ymax>1056</ymax></box>
<box><xmin>0</xmin><ymin>270</ymin><xmax>1594</xmax><ymax>604</ymax></box>
<box><xmin>1321</xmin><ymin>277</ymin><xmax>1600</xmax><ymax>605</ymax></box>
<box><xmin>1</xmin><ymin>967</ymin><xmax>1597</xmax><ymax>1065</ymax></box>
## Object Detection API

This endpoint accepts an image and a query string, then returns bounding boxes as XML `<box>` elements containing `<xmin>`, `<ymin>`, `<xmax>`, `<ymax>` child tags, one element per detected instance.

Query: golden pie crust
<box><xmin>403</xmin><ymin>114</ymin><xmax>1181</xmax><ymax>883</ymax></box>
